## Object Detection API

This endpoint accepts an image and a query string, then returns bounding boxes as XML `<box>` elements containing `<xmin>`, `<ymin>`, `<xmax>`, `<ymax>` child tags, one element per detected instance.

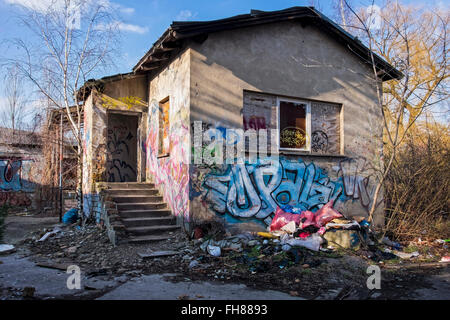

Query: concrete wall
<box><xmin>145</xmin><ymin>48</ymin><xmax>191</xmax><ymax>225</ymax></box>
<box><xmin>187</xmin><ymin>20</ymin><xmax>384</xmax><ymax>232</ymax></box>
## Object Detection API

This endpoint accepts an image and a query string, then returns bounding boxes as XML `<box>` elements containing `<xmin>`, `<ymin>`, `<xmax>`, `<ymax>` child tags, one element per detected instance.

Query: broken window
<box><xmin>278</xmin><ymin>99</ymin><xmax>310</xmax><ymax>151</ymax></box>
<box><xmin>159</xmin><ymin>97</ymin><xmax>170</xmax><ymax>156</ymax></box>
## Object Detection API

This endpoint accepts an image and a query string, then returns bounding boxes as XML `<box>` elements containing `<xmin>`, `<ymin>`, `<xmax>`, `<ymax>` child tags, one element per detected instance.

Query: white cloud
<box><xmin>119</xmin><ymin>6</ymin><xmax>135</xmax><ymax>14</ymax></box>
<box><xmin>116</xmin><ymin>22</ymin><xmax>148</xmax><ymax>34</ymax></box>
<box><xmin>176</xmin><ymin>10</ymin><xmax>197</xmax><ymax>21</ymax></box>
<box><xmin>96</xmin><ymin>21</ymin><xmax>149</xmax><ymax>34</ymax></box>
<box><xmin>4</xmin><ymin>0</ymin><xmax>136</xmax><ymax>15</ymax></box>
<box><xmin>366</xmin><ymin>4</ymin><xmax>382</xmax><ymax>30</ymax></box>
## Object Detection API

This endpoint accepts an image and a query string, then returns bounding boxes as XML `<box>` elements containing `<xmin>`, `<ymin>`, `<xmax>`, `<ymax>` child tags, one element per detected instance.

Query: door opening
<box><xmin>107</xmin><ymin>113</ymin><xmax>139</xmax><ymax>182</ymax></box>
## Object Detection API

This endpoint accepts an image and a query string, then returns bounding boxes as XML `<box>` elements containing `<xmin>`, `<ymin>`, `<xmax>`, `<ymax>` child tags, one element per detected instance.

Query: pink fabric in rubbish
<box><xmin>314</xmin><ymin>200</ymin><xmax>343</xmax><ymax>227</ymax></box>
<box><xmin>269</xmin><ymin>206</ymin><xmax>302</xmax><ymax>231</ymax></box>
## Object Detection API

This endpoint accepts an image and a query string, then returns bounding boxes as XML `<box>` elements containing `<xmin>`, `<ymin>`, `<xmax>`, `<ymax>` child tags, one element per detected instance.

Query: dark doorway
<box><xmin>107</xmin><ymin>113</ymin><xmax>138</xmax><ymax>182</ymax></box>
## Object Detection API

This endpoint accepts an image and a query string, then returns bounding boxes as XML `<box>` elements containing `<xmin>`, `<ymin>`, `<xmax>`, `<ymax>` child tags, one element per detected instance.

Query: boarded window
<box><xmin>242</xmin><ymin>91</ymin><xmax>341</xmax><ymax>155</ymax></box>
<box><xmin>279</xmin><ymin>100</ymin><xmax>309</xmax><ymax>150</ymax></box>
<box><xmin>159</xmin><ymin>98</ymin><xmax>170</xmax><ymax>156</ymax></box>
<box><xmin>311</xmin><ymin>102</ymin><xmax>341</xmax><ymax>154</ymax></box>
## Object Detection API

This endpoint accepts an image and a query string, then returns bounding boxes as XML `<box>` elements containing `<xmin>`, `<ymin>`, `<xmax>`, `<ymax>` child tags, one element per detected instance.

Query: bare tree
<box><xmin>2</xmin><ymin>0</ymin><xmax>120</xmax><ymax>218</ymax></box>
<box><xmin>1</xmin><ymin>64</ymin><xmax>28</xmax><ymax>132</ymax></box>
<box><xmin>343</xmin><ymin>0</ymin><xmax>449</xmax><ymax>224</ymax></box>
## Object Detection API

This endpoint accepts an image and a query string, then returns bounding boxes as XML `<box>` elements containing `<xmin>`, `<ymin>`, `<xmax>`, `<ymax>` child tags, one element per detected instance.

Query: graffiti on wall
<box><xmin>0</xmin><ymin>159</ymin><xmax>35</xmax><ymax>192</ymax></box>
<box><xmin>192</xmin><ymin>156</ymin><xmax>382</xmax><ymax>226</ymax></box>
<box><xmin>337</xmin><ymin>157</ymin><xmax>382</xmax><ymax>211</ymax></box>
<box><xmin>0</xmin><ymin>158</ymin><xmax>35</xmax><ymax>207</ymax></box>
<box><xmin>146</xmin><ymin>99</ymin><xmax>190</xmax><ymax>219</ymax></box>
<box><xmin>107</xmin><ymin>117</ymin><xmax>138</xmax><ymax>182</ymax></box>
<box><xmin>199</xmin><ymin>158</ymin><xmax>346</xmax><ymax>225</ymax></box>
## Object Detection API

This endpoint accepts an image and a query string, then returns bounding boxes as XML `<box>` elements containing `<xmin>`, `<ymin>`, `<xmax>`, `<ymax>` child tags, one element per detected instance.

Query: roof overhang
<box><xmin>133</xmin><ymin>6</ymin><xmax>402</xmax><ymax>81</ymax></box>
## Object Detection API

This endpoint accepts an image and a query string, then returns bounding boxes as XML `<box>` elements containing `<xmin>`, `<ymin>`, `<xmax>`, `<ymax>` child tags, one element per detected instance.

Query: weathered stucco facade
<box><xmin>188</xmin><ymin>20</ymin><xmax>384</xmax><ymax>233</ymax></box>
<box><xmin>81</xmin><ymin>7</ymin><xmax>400</xmax><ymax>235</ymax></box>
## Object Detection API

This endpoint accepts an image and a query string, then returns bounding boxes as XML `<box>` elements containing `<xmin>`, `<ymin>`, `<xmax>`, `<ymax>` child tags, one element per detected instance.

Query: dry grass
<box><xmin>384</xmin><ymin>121</ymin><xmax>450</xmax><ymax>242</ymax></box>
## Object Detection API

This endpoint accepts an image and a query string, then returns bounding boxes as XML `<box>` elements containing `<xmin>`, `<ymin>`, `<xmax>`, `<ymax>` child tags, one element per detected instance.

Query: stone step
<box><xmin>106</xmin><ymin>183</ymin><xmax>155</xmax><ymax>190</ymax></box>
<box><xmin>112</xmin><ymin>195</ymin><xmax>163</xmax><ymax>203</ymax></box>
<box><xmin>105</xmin><ymin>189</ymin><xmax>159</xmax><ymax>196</ymax></box>
<box><xmin>128</xmin><ymin>235</ymin><xmax>171</xmax><ymax>244</ymax></box>
<box><xmin>121</xmin><ymin>216</ymin><xmax>176</xmax><ymax>228</ymax></box>
<box><xmin>127</xmin><ymin>225</ymin><xmax>180</xmax><ymax>236</ymax></box>
<box><xmin>116</xmin><ymin>202</ymin><xmax>167</xmax><ymax>211</ymax></box>
<box><xmin>119</xmin><ymin>209</ymin><xmax>172</xmax><ymax>218</ymax></box>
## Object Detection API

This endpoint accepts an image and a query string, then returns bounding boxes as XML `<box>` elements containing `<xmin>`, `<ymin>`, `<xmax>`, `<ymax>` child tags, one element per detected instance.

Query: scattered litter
<box><xmin>282</xmin><ymin>234</ymin><xmax>323</xmax><ymax>252</ymax></box>
<box><xmin>188</xmin><ymin>260</ymin><xmax>200</xmax><ymax>269</ymax></box>
<box><xmin>326</xmin><ymin>220</ymin><xmax>360</xmax><ymax>230</ymax></box>
<box><xmin>324</xmin><ymin>230</ymin><xmax>360</xmax><ymax>250</ymax></box>
<box><xmin>313</xmin><ymin>200</ymin><xmax>343</xmax><ymax>227</ymax></box>
<box><xmin>62</xmin><ymin>208</ymin><xmax>79</xmax><ymax>225</ymax></box>
<box><xmin>393</xmin><ymin>251</ymin><xmax>420</xmax><ymax>259</ymax></box>
<box><xmin>381</xmin><ymin>237</ymin><xmax>402</xmax><ymax>250</ymax></box>
<box><xmin>257</xmin><ymin>232</ymin><xmax>278</xmax><ymax>239</ymax></box>
<box><xmin>207</xmin><ymin>245</ymin><xmax>221</xmax><ymax>257</ymax></box>
<box><xmin>0</xmin><ymin>244</ymin><xmax>15</xmax><ymax>255</ymax></box>
<box><xmin>440</xmin><ymin>256</ymin><xmax>450</xmax><ymax>263</ymax></box>
<box><xmin>269</xmin><ymin>206</ymin><xmax>303</xmax><ymax>231</ymax></box>
<box><xmin>38</xmin><ymin>227</ymin><xmax>62</xmax><ymax>242</ymax></box>
<box><xmin>281</xmin><ymin>221</ymin><xmax>296</xmax><ymax>234</ymax></box>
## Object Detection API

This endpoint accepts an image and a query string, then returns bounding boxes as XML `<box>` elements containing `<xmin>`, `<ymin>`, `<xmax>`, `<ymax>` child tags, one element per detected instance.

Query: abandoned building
<box><xmin>78</xmin><ymin>7</ymin><xmax>402</xmax><ymax>244</ymax></box>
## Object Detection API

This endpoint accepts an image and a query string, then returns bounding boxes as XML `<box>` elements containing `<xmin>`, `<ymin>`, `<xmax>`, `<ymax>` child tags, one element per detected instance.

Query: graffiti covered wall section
<box><xmin>189</xmin><ymin>156</ymin><xmax>382</xmax><ymax>232</ymax></box>
<box><xmin>0</xmin><ymin>158</ymin><xmax>41</xmax><ymax>207</ymax></box>
<box><xmin>145</xmin><ymin>49</ymin><xmax>190</xmax><ymax>222</ymax></box>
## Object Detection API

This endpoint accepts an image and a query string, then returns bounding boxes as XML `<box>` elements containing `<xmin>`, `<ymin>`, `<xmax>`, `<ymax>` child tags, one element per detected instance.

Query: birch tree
<box><xmin>3</xmin><ymin>0</ymin><xmax>120</xmax><ymax>218</ymax></box>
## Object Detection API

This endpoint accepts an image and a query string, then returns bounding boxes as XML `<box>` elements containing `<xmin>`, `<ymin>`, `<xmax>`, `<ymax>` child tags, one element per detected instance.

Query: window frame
<box><xmin>277</xmin><ymin>97</ymin><xmax>311</xmax><ymax>152</ymax></box>
<box><xmin>158</xmin><ymin>97</ymin><xmax>170</xmax><ymax>157</ymax></box>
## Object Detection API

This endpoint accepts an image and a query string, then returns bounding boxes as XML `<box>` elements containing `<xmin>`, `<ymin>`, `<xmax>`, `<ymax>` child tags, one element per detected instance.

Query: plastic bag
<box><xmin>313</xmin><ymin>200</ymin><xmax>342</xmax><ymax>227</ymax></box>
<box><xmin>284</xmin><ymin>234</ymin><xmax>323</xmax><ymax>252</ymax></box>
<box><xmin>298</xmin><ymin>210</ymin><xmax>316</xmax><ymax>229</ymax></box>
<box><xmin>62</xmin><ymin>208</ymin><xmax>79</xmax><ymax>224</ymax></box>
<box><xmin>269</xmin><ymin>206</ymin><xmax>302</xmax><ymax>231</ymax></box>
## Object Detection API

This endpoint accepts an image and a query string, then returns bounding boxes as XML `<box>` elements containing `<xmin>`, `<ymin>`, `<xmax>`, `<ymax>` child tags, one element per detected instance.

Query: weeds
<box><xmin>384</xmin><ymin>121</ymin><xmax>450</xmax><ymax>242</ymax></box>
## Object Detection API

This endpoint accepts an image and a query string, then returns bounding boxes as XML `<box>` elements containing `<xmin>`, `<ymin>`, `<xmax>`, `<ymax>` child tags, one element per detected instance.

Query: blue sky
<box><xmin>1</xmin><ymin>0</ymin><xmax>445</xmax><ymax>75</ymax></box>
<box><xmin>0</xmin><ymin>0</ymin><xmax>448</xmax><ymax>124</ymax></box>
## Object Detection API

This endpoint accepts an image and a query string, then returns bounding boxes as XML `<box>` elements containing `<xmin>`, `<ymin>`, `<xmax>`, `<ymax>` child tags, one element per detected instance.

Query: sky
<box><xmin>0</xmin><ymin>0</ymin><xmax>448</xmax><ymax>125</ymax></box>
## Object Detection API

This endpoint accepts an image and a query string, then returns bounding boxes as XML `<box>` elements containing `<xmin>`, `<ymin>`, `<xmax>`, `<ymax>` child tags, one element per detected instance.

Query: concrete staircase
<box><xmin>105</xmin><ymin>182</ymin><xmax>179</xmax><ymax>244</ymax></box>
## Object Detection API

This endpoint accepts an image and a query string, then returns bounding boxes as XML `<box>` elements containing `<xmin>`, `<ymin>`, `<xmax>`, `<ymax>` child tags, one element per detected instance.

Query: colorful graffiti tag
<box><xmin>0</xmin><ymin>159</ymin><xmax>35</xmax><ymax>206</ymax></box>
<box><xmin>201</xmin><ymin>158</ymin><xmax>346</xmax><ymax>225</ymax></box>
<box><xmin>0</xmin><ymin>159</ymin><xmax>35</xmax><ymax>192</ymax></box>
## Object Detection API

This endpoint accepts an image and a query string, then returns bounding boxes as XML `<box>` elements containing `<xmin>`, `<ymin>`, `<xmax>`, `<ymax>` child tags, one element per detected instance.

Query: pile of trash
<box><xmin>194</xmin><ymin>200</ymin><xmax>450</xmax><ymax>266</ymax></box>
<box><xmin>196</xmin><ymin>200</ymin><xmax>368</xmax><ymax>258</ymax></box>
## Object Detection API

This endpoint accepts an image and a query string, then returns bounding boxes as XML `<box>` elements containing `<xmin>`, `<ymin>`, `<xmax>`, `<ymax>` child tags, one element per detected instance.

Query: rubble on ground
<box><xmin>12</xmin><ymin>202</ymin><xmax>449</xmax><ymax>299</ymax></box>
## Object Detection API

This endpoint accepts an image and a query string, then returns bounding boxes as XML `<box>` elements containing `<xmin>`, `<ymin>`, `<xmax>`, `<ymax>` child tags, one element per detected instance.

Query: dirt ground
<box><xmin>1</xmin><ymin>213</ymin><xmax>449</xmax><ymax>300</ymax></box>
